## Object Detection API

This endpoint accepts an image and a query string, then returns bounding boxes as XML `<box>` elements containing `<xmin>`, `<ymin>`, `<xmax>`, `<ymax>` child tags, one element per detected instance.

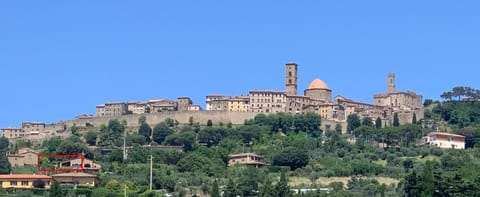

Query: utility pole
<box><xmin>123</xmin><ymin>129</ymin><xmax>127</xmax><ymax>160</ymax></box>
<box><xmin>149</xmin><ymin>155</ymin><xmax>153</xmax><ymax>191</ymax></box>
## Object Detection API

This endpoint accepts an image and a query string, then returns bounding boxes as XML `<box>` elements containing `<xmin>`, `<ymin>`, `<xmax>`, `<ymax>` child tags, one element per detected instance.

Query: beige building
<box><xmin>0</xmin><ymin>174</ymin><xmax>52</xmax><ymax>189</ymax></box>
<box><xmin>58</xmin><ymin>158</ymin><xmax>101</xmax><ymax>171</ymax></box>
<box><xmin>420</xmin><ymin>132</ymin><xmax>465</xmax><ymax>149</ymax></box>
<box><xmin>206</xmin><ymin>95</ymin><xmax>230</xmax><ymax>111</ymax></box>
<box><xmin>228</xmin><ymin>153</ymin><xmax>266</xmax><ymax>168</ymax></box>
<box><xmin>249</xmin><ymin>90</ymin><xmax>287</xmax><ymax>113</ymax></box>
<box><xmin>51</xmin><ymin>172</ymin><xmax>96</xmax><ymax>186</ymax></box>
<box><xmin>22</xmin><ymin>122</ymin><xmax>45</xmax><ymax>135</ymax></box>
<box><xmin>7</xmin><ymin>147</ymin><xmax>39</xmax><ymax>167</ymax></box>
<box><xmin>148</xmin><ymin>99</ymin><xmax>177</xmax><ymax>113</ymax></box>
<box><xmin>228</xmin><ymin>96</ymin><xmax>250</xmax><ymax>112</ymax></box>
<box><xmin>1</xmin><ymin>128</ymin><xmax>25</xmax><ymax>139</ymax></box>
<box><xmin>177</xmin><ymin>97</ymin><xmax>193</xmax><ymax>111</ymax></box>
<box><xmin>127</xmin><ymin>101</ymin><xmax>147</xmax><ymax>114</ymax></box>
<box><xmin>187</xmin><ymin>104</ymin><xmax>202</xmax><ymax>111</ymax></box>
<box><xmin>96</xmin><ymin>102</ymin><xmax>127</xmax><ymax>117</ymax></box>
<box><xmin>373</xmin><ymin>73</ymin><xmax>422</xmax><ymax>110</ymax></box>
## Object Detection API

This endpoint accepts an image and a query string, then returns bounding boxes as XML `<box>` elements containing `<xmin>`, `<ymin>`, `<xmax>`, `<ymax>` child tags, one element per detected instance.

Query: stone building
<box><xmin>249</xmin><ymin>90</ymin><xmax>287</xmax><ymax>113</ymax></box>
<box><xmin>127</xmin><ymin>101</ymin><xmax>147</xmax><ymax>114</ymax></box>
<box><xmin>95</xmin><ymin>102</ymin><xmax>127</xmax><ymax>117</ymax></box>
<box><xmin>304</xmin><ymin>78</ymin><xmax>332</xmax><ymax>103</ymax></box>
<box><xmin>228</xmin><ymin>96</ymin><xmax>250</xmax><ymax>112</ymax></box>
<box><xmin>177</xmin><ymin>97</ymin><xmax>193</xmax><ymax>111</ymax></box>
<box><xmin>373</xmin><ymin>73</ymin><xmax>422</xmax><ymax>110</ymax></box>
<box><xmin>7</xmin><ymin>147</ymin><xmax>39</xmax><ymax>167</ymax></box>
<box><xmin>1</xmin><ymin>128</ymin><xmax>25</xmax><ymax>139</ymax></box>
<box><xmin>206</xmin><ymin>95</ymin><xmax>230</xmax><ymax>111</ymax></box>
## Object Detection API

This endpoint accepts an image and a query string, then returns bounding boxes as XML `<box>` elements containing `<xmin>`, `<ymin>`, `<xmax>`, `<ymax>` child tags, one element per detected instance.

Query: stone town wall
<box><xmin>64</xmin><ymin>111</ymin><xmax>259</xmax><ymax>128</ymax></box>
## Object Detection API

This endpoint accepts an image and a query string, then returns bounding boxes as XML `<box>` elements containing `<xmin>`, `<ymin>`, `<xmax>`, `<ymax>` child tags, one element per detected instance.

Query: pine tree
<box><xmin>393</xmin><ymin>113</ymin><xmax>400</xmax><ymax>127</ymax></box>
<box><xmin>211</xmin><ymin>180</ymin><xmax>220</xmax><ymax>197</ymax></box>
<box><xmin>0</xmin><ymin>148</ymin><xmax>11</xmax><ymax>174</ymax></box>
<box><xmin>275</xmin><ymin>171</ymin><xmax>291</xmax><ymax>197</ymax></box>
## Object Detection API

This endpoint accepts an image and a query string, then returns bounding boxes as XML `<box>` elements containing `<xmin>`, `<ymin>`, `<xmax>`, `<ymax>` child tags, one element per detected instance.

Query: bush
<box><xmin>431</xmin><ymin>148</ymin><xmax>444</xmax><ymax>156</ymax></box>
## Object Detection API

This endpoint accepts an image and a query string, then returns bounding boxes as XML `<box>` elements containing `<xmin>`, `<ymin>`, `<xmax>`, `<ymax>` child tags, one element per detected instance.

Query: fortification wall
<box><xmin>64</xmin><ymin>111</ymin><xmax>258</xmax><ymax>128</ymax></box>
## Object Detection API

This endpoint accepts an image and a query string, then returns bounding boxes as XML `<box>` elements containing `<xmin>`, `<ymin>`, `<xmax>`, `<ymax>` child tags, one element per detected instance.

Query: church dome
<box><xmin>307</xmin><ymin>78</ymin><xmax>329</xmax><ymax>90</ymax></box>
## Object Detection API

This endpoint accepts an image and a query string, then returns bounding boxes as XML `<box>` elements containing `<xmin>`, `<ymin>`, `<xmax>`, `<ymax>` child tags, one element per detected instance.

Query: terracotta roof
<box><xmin>0</xmin><ymin>174</ymin><xmax>51</xmax><ymax>179</ymax></box>
<box><xmin>229</xmin><ymin>153</ymin><xmax>263</xmax><ymax>158</ymax></box>
<box><xmin>428</xmin><ymin>132</ymin><xmax>465</xmax><ymax>138</ymax></box>
<box><xmin>51</xmin><ymin>172</ymin><xmax>96</xmax><ymax>178</ymax></box>
<box><xmin>307</xmin><ymin>78</ymin><xmax>329</xmax><ymax>90</ymax></box>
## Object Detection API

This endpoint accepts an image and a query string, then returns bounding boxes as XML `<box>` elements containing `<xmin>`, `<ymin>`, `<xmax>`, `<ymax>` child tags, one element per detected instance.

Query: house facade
<box><xmin>228</xmin><ymin>153</ymin><xmax>266</xmax><ymax>168</ymax></box>
<box><xmin>7</xmin><ymin>147</ymin><xmax>39</xmax><ymax>167</ymax></box>
<box><xmin>0</xmin><ymin>174</ymin><xmax>52</xmax><ymax>189</ymax></box>
<box><xmin>420</xmin><ymin>132</ymin><xmax>465</xmax><ymax>149</ymax></box>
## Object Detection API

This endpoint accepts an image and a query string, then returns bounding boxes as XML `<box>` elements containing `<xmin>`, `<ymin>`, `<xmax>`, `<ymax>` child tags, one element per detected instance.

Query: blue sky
<box><xmin>1</xmin><ymin>1</ymin><xmax>479</xmax><ymax>128</ymax></box>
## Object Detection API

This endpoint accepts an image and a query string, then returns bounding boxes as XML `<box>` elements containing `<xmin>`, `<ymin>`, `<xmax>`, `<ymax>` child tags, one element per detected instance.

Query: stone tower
<box><xmin>387</xmin><ymin>73</ymin><xmax>396</xmax><ymax>94</ymax></box>
<box><xmin>285</xmin><ymin>62</ymin><xmax>298</xmax><ymax>96</ymax></box>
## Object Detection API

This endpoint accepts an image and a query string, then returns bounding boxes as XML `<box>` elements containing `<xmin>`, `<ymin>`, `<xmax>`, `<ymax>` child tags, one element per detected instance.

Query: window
<box><xmin>10</xmin><ymin>181</ymin><xmax>17</xmax><ymax>186</ymax></box>
<box><xmin>289</xmin><ymin>79</ymin><xmax>292</xmax><ymax>84</ymax></box>
<box><xmin>289</xmin><ymin>71</ymin><xmax>292</xmax><ymax>77</ymax></box>
<box><xmin>21</xmin><ymin>181</ymin><xmax>28</xmax><ymax>186</ymax></box>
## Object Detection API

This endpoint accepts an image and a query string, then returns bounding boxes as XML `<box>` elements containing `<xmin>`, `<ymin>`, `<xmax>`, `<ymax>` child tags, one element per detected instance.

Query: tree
<box><xmin>420</xmin><ymin>161</ymin><xmax>434</xmax><ymax>197</ymax></box>
<box><xmin>70</xmin><ymin>124</ymin><xmax>79</xmax><ymax>137</ymax></box>
<box><xmin>259</xmin><ymin>176</ymin><xmax>275</xmax><ymax>197</ymax></box>
<box><xmin>207</xmin><ymin>119</ymin><xmax>213</xmax><ymax>127</ymax></box>
<box><xmin>198</xmin><ymin>127</ymin><xmax>227</xmax><ymax>147</ymax></box>
<box><xmin>84</xmin><ymin>131</ymin><xmax>97</xmax><ymax>146</ymax></box>
<box><xmin>393</xmin><ymin>113</ymin><xmax>400</xmax><ymax>127</ymax></box>
<box><xmin>412</xmin><ymin>113</ymin><xmax>417</xmax><ymax>124</ymax></box>
<box><xmin>138</xmin><ymin>115</ymin><xmax>147</xmax><ymax>124</ymax></box>
<box><xmin>32</xmin><ymin>179</ymin><xmax>46</xmax><ymax>188</ymax></box>
<box><xmin>272</xmin><ymin>147</ymin><xmax>309</xmax><ymax>170</ymax></box>
<box><xmin>224</xmin><ymin>178</ymin><xmax>238</xmax><ymax>197</ymax></box>
<box><xmin>138</xmin><ymin>123</ymin><xmax>152</xmax><ymax>143</ymax></box>
<box><xmin>275</xmin><ymin>171</ymin><xmax>290</xmax><ymax>197</ymax></box>
<box><xmin>423</xmin><ymin>99</ymin><xmax>433</xmax><ymax>107</ymax></box>
<box><xmin>362</xmin><ymin>117</ymin><xmax>373</xmax><ymax>127</ymax></box>
<box><xmin>153</xmin><ymin>122</ymin><xmax>174</xmax><ymax>144</ymax></box>
<box><xmin>0</xmin><ymin>136</ymin><xmax>9</xmax><ymax>150</ymax></box>
<box><xmin>335</xmin><ymin>123</ymin><xmax>342</xmax><ymax>134</ymax></box>
<box><xmin>0</xmin><ymin>148</ymin><xmax>11</xmax><ymax>174</ymax></box>
<box><xmin>49</xmin><ymin>180</ymin><xmax>63</xmax><ymax>197</ymax></box>
<box><xmin>347</xmin><ymin>114</ymin><xmax>361</xmax><ymax>133</ymax></box>
<box><xmin>98</xmin><ymin>119</ymin><xmax>125</xmax><ymax>147</ymax></box>
<box><xmin>211</xmin><ymin>180</ymin><xmax>220</xmax><ymax>197</ymax></box>
<box><xmin>375</xmin><ymin>117</ymin><xmax>382</xmax><ymax>129</ymax></box>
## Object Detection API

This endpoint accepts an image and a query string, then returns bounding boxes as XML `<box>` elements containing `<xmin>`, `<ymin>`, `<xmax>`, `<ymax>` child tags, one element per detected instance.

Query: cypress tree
<box><xmin>393</xmin><ymin>113</ymin><xmax>400</xmax><ymax>127</ymax></box>
<box><xmin>275</xmin><ymin>171</ymin><xmax>291</xmax><ymax>197</ymax></box>
<box><xmin>412</xmin><ymin>113</ymin><xmax>417</xmax><ymax>124</ymax></box>
<box><xmin>375</xmin><ymin>117</ymin><xmax>382</xmax><ymax>129</ymax></box>
<box><xmin>0</xmin><ymin>148</ymin><xmax>11</xmax><ymax>174</ymax></box>
<box><xmin>49</xmin><ymin>180</ymin><xmax>63</xmax><ymax>197</ymax></box>
<box><xmin>211</xmin><ymin>180</ymin><xmax>220</xmax><ymax>197</ymax></box>
<box><xmin>223</xmin><ymin>178</ymin><xmax>237</xmax><ymax>197</ymax></box>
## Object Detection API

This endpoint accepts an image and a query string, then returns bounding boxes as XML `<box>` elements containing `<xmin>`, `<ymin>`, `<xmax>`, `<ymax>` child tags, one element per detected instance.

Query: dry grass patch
<box><xmin>289</xmin><ymin>176</ymin><xmax>399</xmax><ymax>187</ymax></box>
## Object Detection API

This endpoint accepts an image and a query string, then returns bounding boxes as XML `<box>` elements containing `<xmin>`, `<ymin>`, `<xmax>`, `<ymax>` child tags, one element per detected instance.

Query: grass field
<box><xmin>289</xmin><ymin>176</ymin><xmax>400</xmax><ymax>188</ymax></box>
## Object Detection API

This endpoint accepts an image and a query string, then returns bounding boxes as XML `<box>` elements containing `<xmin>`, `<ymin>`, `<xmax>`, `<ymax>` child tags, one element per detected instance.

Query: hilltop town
<box><xmin>1</xmin><ymin>63</ymin><xmax>480</xmax><ymax>196</ymax></box>
<box><xmin>2</xmin><ymin>62</ymin><xmax>422</xmax><ymax>143</ymax></box>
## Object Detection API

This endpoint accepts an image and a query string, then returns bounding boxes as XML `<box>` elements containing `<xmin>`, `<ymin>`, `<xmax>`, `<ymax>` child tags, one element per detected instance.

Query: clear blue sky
<box><xmin>1</xmin><ymin>1</ymin><xmax>479</xmax><ymax>128</ymax></box>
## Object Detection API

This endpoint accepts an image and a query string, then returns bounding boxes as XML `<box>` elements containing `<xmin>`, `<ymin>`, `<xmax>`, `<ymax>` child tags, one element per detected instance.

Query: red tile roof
<box><xmin>0</xmin><ymin>174</ymin><xmax>51</xmax><ymax>179</ymax></box>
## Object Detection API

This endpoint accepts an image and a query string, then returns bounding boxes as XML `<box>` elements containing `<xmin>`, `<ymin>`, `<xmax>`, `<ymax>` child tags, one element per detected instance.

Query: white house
<box><xmin>420</xmin><ymin>132</ymin><xmax>465</xmax><ymax>149</ymax></box>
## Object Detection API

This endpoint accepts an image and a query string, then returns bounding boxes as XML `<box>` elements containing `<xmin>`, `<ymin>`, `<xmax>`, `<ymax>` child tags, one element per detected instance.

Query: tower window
<box><xmin>289</xmin><ymin>79</ymin><xmax>292</xmax><ymax>84</ymax></box>
<box><xmin>289</xmin><ymin>72</ymin><xmax>292</xmax><ymax>77</ymax></box>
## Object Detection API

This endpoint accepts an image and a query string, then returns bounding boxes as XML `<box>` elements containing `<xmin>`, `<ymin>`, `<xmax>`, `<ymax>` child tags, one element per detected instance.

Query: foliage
<box><xmin>0</xmin><ymin>147</ymin><xmax>11</xmax><ymax>174</ymax></box>
<box><xmin>138</xmin><ymin>123</ymin><xmax>152</xmax><ymax>144</ymax></box>
<box><xmin>0</xmin><ymin>136</ymin><xmax>9</xmax><ymax>150</ymax></box>
<box><xmin>211</xmin><ymin>180</ymin><xmax>220</xmax><ymax>197</ymax></box>
<box><xmin>152</xmin><ymin>122</ymin><xmax>174</xmax><ymax>144</ymax></box>
<box><xmin>347</xmin><ymin>114</ymin><xmax>361</xmax><ymax>133</ymax></box>
<box><xmin>98</xmin><ymin>120</ymin><xmax>125</xmax><ymax>147</ymax></box>
<box><xmin>49</xmin><ymin>181</ymin><xmax>63</xmax><ymax>197</ymax></box>
<box><xmin>165</xmin><ymin>131</ymin><xmax>196</xmax><ymax>151</ymax></box>
<box><xmin>272</xmin><ymin>147</ymin><xmax>309</xmax><ymax>170</ymax></box>
<box><xmin>275</xmin><ymin>171</ymin><xmax>291</xmax><ymax>197</ymax></box>
<box><xmin>84</xmin><ymin>130</ymin><xmax>97</xmax><ymax>146</ymax></box>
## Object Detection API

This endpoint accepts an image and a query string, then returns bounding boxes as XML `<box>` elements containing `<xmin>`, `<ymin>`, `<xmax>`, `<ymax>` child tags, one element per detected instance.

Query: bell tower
<box><xmin>285</xmin><ymin>62</ymin><xmax>298</xmax><ymax>96</ymax></box>
<box><xmin>387</xmin><ymin>73</ymin><xmax>396</xmax><ymax>94</ymax></box>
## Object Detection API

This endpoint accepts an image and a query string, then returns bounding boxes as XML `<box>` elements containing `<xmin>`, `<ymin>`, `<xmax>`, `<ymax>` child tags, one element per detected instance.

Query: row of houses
<box><xmin>95</xmin><ymin>97</ymin><xmax>202</xmax><ymax>117</ymax></box>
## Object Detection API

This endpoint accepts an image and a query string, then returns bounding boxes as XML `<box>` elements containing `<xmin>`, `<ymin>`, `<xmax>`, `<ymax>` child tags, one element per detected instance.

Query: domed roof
<box><xmin>307</xmin><ymin>78</ymin><xmax>329</xmax><ymax>90</ymax></box>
